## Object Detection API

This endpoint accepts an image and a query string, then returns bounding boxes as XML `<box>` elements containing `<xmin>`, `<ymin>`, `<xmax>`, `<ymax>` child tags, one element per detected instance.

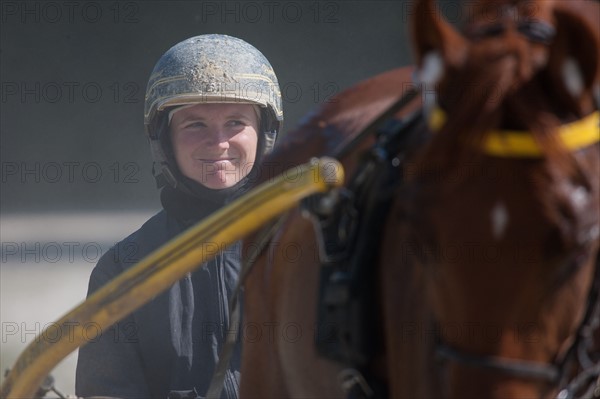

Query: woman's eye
<box><xmin>228</xmin><ymin>120</ymin><xmax>245</xmax><ymax>127</ymax></box>
<box><xmin>184</xmin><ymin>121</ymin><xmax>206</xmax><ymax>129</ymax></box>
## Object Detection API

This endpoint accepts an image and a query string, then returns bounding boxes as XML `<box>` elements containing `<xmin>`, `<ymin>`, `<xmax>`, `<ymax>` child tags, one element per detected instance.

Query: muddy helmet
<box><xmin>144</xmin><ymin>34</ymin><xmax>283</xmax><ymax>196</ymax></box>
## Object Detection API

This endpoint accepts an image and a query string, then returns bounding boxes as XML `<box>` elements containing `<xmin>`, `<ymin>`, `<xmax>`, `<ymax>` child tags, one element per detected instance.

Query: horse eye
<box><xmin>468</xmin><ymin>24</ymin><xmax>506</xmax><ymax>40</ymax></box>
<box><xmin>517</xmin><ymin>21</ymin><xmax>556</xmax><ymax>45</ymax></box>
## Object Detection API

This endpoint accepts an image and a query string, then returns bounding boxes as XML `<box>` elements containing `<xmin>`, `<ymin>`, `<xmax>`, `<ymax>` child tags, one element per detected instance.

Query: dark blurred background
<box><xmin>0</xmin><ymin>0</ymin><xmax>439</xmax><ymax>213</ymax></box>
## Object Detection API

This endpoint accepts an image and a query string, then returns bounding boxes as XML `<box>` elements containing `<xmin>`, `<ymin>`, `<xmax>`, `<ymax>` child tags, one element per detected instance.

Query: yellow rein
<box><xmin>428</xmin><ymin>108</ymin><xmax>600</xmax><ymax>157</ymax></box>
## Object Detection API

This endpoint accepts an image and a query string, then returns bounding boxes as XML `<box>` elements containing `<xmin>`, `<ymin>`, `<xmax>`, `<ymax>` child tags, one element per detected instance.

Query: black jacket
<box><xmin>75</xmin><ymin>188</ymin><xmax>241</xmax><ymax>399</ymax></box>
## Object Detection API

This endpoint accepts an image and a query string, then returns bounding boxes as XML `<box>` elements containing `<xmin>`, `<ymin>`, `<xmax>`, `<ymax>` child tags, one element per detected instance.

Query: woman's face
<box><xmin>170</xmin><ymin>103</ymin><xmax>259</xmax><ymax>189</ymax></box>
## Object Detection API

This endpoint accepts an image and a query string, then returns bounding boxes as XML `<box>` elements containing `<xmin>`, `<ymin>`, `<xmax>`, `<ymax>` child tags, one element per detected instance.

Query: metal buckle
<box><xmin>338</xmin><ymin>368</ymin><xmax>374</xmax><ymax>398</ymax></box>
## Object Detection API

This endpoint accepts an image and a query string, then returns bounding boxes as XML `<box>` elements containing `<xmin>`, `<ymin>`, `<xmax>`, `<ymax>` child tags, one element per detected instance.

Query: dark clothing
<box><xmin>75</xmin><ymin>188</ymin><xmax>241</xmax><ymax>399</ymax></box>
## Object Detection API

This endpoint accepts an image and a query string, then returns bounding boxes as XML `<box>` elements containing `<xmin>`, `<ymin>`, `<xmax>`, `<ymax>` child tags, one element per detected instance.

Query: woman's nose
<box><xmin>204</xmin><ymin>128</ymin><xmax>229</xmax><ymax>147</ymax></box>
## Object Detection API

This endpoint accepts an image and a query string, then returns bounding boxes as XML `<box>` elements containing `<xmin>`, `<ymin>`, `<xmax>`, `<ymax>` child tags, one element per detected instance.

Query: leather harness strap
<box><xmin>304</xmin><ymin>110</ymin><xmax>428</xmax><ymax>398</ymax></box>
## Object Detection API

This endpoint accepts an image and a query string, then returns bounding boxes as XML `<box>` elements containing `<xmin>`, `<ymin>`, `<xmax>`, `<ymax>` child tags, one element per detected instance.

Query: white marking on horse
<box><xmin>562</xmin><ymin>58</ymin><xmax>584</xmax><ymax>98</ymax></box>
<box><xmin>567</xmin><ymin>185</ymin><xmax>595</xmax><ymax>244</ymax></box>
<box><xmin>491</xmin><ymin>201</ymin><xmax>509</xmax><ymax>240</ymax></box>
<box><xmin>418</xmin><ymin>51</ymin><xmax>443</xmax><ymax>113</ymax></box>
<box><xmin>570</xmin><ymin>186</ymin><xmax>588</xmax><ymax>210</ymax></box>
<box><xmin>419</xmin><ymin>51</ymin><xmax>444</xmax><ymax>87</ymax></box>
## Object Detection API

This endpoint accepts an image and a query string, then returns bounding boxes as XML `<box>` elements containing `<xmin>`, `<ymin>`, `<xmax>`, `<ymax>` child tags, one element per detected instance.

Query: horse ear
<box><xmin>549</xmin><ymin>2</ymin><xmax>600</xmax><ymax>98</ymax></box>
<box><xmin>411</xmin><ymin>0</ymin><xmax>467</xmax><ymax>70</ymax></box>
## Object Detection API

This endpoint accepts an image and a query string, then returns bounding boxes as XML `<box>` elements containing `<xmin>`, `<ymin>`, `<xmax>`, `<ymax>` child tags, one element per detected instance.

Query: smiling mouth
<box><xmin>197</xmin><ymin>158</ymin><xmax>236</xmax><ymax>162</ymax></box>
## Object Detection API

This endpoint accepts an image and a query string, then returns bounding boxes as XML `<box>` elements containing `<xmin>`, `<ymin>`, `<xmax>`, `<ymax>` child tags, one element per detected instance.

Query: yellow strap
<box><xmin>428</xmin><ymin>108</ymin><xmax>600</xmax><ymax>157</ymax></box>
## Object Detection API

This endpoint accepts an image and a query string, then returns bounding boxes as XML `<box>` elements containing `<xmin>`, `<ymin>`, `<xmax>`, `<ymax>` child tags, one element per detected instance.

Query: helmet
<box><xmin>144</xmin><ymin>34</ymin><xmax>283</xmax><ymax>196</ymax></box>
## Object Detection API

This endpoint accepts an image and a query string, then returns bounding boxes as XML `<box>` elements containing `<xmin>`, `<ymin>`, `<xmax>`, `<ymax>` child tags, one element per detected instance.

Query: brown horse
<box><xmin>239</xmin><ymin>0</ymin><xmax>600</xmax><ymax>398</ymax></box>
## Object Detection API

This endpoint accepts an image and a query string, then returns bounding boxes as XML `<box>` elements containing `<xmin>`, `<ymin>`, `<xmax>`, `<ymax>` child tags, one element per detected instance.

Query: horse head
<box><xmin>399</xmin><ymin>0</ymin><xmax>600</xmax><ymax>397</ymax></box>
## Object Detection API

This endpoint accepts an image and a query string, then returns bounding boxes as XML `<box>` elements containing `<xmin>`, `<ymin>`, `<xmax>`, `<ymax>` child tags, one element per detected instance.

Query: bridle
<box><xmin>464</xmin><ymin>0</ymin><xmax>557</xmax><ymax>45</ymax></box>
<box><xmin>432</xmin><ymin>11</ymin><xmax>600</xmax><ymax>399</ymax></box>
<box><xmin>466</xmin><ymin>19</ymin><xmax>557</xmax><ymax>45</ymax></box>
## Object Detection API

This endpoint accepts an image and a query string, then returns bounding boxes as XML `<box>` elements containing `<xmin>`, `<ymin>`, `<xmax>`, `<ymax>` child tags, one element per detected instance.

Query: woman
<box><xmin>75</xmin><ymin>34</ymin><xmax>283</xmax><ymax>399</ymax></box>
